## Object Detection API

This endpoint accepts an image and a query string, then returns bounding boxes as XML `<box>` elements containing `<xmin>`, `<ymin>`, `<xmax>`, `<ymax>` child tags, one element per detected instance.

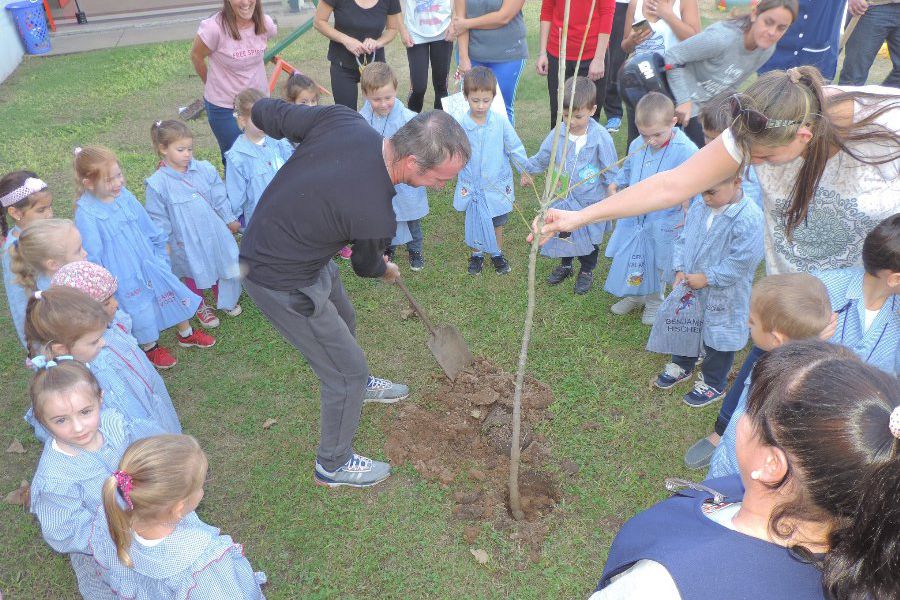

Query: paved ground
<box><xmin>47</xmin><ymin>5</ymin><xmax>313</xmax><ymax>56</ymax></box>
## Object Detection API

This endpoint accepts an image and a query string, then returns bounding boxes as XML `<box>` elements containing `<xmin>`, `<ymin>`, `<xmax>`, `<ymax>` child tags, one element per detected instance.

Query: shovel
<box><xmin>395</xmin><ymin>277</ymin><xmax>474</xmax><ymax>380</ymax></box>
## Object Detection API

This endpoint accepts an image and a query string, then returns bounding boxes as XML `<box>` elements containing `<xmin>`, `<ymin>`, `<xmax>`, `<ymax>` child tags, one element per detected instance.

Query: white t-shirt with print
<box><xmin>721</xmin><ymin>85</ymin><xmax>900</xmax><ymax>275</ymax></box>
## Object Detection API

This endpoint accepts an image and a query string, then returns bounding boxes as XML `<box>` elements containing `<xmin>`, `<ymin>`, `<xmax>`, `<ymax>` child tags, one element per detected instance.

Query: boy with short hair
<box><xmin>707</xmin><ymin>273</ymin><xmax>834</xmax><ymax>478</ymax></box>
<box><xmin>606</xmin><ymin>92</ymin><xmax>700</xmax><ymax>324</ymax></box>
<box><xmin>698</xmin><ymin>92</ymin><xmax>762</xmax><ymax>210</ymax></box>
<box><xmin>359</xmin><ymin>62</ymin><xmax>429</xmax><ymax>271</ymax></box>
<box><xmin>651</xmin><ymin>171</ymin><xmax>764</xmax><ymax>407</ymax></box>
<box><xmin>522</xmin><ymin>76</ymin><xmax>618</xmax><ymax>294</ymax></box>
<box><xmin>452</xmin><ymin>66</ymin><xmax>529</xmax><ymax>275</ymax></box>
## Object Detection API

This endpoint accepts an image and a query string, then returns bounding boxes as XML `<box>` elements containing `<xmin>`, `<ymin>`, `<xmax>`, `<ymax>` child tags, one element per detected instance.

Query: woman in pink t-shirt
<box><xmin>190</xmin><ymin>0</ymin><xmax>277</xmax><ymax>165</ymax></box>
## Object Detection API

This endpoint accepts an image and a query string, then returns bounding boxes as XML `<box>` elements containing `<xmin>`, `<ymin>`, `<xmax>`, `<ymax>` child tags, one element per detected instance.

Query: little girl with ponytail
<box><xmin>6</xmin><ymin>217</ymin><xmax>85</xmax><ymax>347</ymax></box>
<box><xmin>90</xmin><ymin>435</ymin><xmax>267</xmax><ymax>599</ymax></box>
<box><xmin>28</xmin><ymin>360</ymin><xmax>160</xmax><ymax>599</ymax></box>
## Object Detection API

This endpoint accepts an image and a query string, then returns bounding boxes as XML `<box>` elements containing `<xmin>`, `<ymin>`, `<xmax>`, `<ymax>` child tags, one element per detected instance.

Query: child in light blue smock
<box><xmin>28</xmin><ymin>360</ymin><xmax>160</xmax><ymax>600</ymax></box>
<box><xmin>606</xmin><ymin>93</ymin><xmax>700</xmax><ymax>324</ymax></box>
<box><xmin>24</xmin><ymin>286</ymin><xmax>182</xmax><ymax>440</ymax></box>
<box><xmin>0</xmin><ymin>171</ymin><xmax>55</xmax><ymax>347</ymax></box>
<box><xmin>74</xmin><ymin>145</ymin><xmax>209</xmax><ymax>370</ymax></box>
<box><xmin>7</xmin><ymin>219</ymin><xmax>86</xmax><ymax>350</ymax></box>
<box><xmin>707</xmin><ymin>273</ymin><xmax>834</xmax><ymax>478</ymax></box>
<box><xmin>90</xmin><ymin>435</ymin><xmax>267</xmax><ymax>599</ymax></box>
<box><xmin>453</xmin><ymin>67</ymin><xmax>529</xmax><ymax>276</ymax></box>
<box><xmin>815</xmin><ymin>214</ymin><xmax>900</xmax><ymax>377</ymax></box>
<box><xmin>146</xmin><ymin>120</ymin><xmax>242</xmax><ymax>330</ymax></box>
<box><xmin>225</xmin><ymin>89</ymin><xmax>294</xmax><ymax>230</ymax></box>
<box><xmin>524</xmin><ymin>76</ymin><xmax>618</xmax><ymax>295</ymax></box>
<box><xmin>51</xmin><ymin>260</ymin><xmax>182</xmax><ymax>433</ymax></box>
<box><xmin>698</xmin><ymin>91</ymin><xmax>764</xmax><ymax>211</ymax></box>
<box><xmin>650</xmin><ymin>172</ymin><xmax>764</xmax><ymax>407</ymax></box>
<box><xmin>359</xmin><ymin>63</ymin><xmax>430</xmax><ymax>271</ymax></box>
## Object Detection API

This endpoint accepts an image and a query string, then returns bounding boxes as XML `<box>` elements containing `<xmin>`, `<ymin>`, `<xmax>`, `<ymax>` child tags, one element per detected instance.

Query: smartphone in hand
<box><xmin>632</xmin><ymin>19</ymin><xmax>651</xmax><ymax>33</ymax></box>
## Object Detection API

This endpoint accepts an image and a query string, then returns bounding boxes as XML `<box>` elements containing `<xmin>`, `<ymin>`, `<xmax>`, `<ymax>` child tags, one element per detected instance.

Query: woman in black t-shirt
<box><xmin>314</xmin><ymin>0</ymin><xmax>402</xmax><ymax>108</ymax></box>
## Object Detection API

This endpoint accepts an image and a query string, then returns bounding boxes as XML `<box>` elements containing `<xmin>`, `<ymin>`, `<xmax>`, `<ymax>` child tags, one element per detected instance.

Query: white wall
<box><xmin>0</xmin><ymin>0</ymin><xmax>26</xmax><ymax>84</ymax></box>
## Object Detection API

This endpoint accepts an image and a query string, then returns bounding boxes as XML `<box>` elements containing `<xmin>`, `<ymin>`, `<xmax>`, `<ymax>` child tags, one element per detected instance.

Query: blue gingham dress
<box><xmin>89</xmin><ymin>509</ymin><xmax>267</xmax><ymax>599</ymax></box>
<box><xmin>30</xmin><ymin>408</ymin><xmax>161</xmax><ymax>600</ymax></box>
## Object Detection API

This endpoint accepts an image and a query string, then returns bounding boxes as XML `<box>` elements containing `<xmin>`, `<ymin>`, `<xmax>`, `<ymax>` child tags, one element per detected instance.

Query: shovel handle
<box><xmin>395</xmin><ymin>277</ymin><xmax>437</xmax><ymax>334</ymax></box>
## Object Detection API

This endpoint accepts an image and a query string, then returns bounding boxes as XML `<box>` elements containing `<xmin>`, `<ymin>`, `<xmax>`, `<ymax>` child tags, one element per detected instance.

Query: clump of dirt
<box><xmin>384</xmin><ymin>357</ymin><xmax>563</xmax><ymax>553</ymax></box>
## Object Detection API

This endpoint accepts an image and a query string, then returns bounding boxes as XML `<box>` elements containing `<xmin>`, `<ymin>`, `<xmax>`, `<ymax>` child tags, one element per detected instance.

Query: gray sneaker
<box><xmin>363</xmin><ymin>376</ymin><xmax>410</xmax><ymax>403</ymax></box>
<box><xmin>314</xmin><ymin>454</ymin><xmax>391</xmax><ymax>488</ymax></box>
<box><xmin>684</xmin><ymin>437</ymin><xmax>718</xmax><ymax>470</ymax></box>
<box><xmin>610</xmin><ymin>295</ymin><xmax>645</xmax><ymax>315</ymax></box>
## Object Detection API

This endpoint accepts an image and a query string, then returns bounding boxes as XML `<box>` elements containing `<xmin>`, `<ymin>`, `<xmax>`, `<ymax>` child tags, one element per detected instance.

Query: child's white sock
<box><xmin>178</xmin><ymin>326</ymin><xmax>193</xmax><ymax>338</ymax></box>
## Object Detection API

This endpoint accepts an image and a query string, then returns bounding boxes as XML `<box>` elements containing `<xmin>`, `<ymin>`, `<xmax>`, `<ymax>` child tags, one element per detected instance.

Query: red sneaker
<box><xmin>177</xmin><ymin>329</ymin><xmax>216</xmax><ymax>348</ymax></box>
<box><xmin>196</xmin><ymin>301</ymin><xmax>220</xmax><ymax>328</ymax></box>
<box><xmin>175</xmin><ymin>329</ymin><xmax>216</xmax><ymax>348</ymax></box>
<box><xmin>144</xmin><ymin>345</ymin><xmax>177</xmax><ymax>369</ymax></box>
<box><xmin>337</xmin><ymin>245</ymin><xmax>352</xmax><ymax>260</ymax></box>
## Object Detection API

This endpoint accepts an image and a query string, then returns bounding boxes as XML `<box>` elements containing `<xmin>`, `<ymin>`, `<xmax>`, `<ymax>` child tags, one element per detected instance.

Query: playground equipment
<box><xmin>263</xmin><ymin>7</ymin><xmax>331</xmax><ymax>97</ymax></box>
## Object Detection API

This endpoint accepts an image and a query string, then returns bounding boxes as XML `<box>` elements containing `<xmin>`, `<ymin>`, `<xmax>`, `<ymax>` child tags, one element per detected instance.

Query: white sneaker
<box><xmin>610</xmin><ymin>296</ymin><xmax>645</xmax><ymax>315</ymax></box>
<box><xmin>223</xmin><ymin>303</ymin><xmax>242</xmax><ymax>317</ymax></box>
<box><xmin>641</xmin><ymin>296</ymin><xmax>663</xmax><ymax>325</ymax></box>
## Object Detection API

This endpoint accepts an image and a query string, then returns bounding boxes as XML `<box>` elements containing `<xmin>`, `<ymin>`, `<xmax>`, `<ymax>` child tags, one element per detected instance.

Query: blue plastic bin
<box><xmin>6</xmin><ymin>0</ymin><xmax>51</xmax><ymax>55</ymax></box>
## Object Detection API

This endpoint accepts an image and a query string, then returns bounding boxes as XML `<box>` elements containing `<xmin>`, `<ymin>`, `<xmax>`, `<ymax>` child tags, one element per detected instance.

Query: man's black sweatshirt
<box><xmin>239</xmin><ymin>99</ymin><xmax>397</xmax><ymax>290</ymax></box>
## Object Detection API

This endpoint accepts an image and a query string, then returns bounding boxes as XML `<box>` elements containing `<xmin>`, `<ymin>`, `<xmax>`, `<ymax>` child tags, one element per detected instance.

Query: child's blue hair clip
<box><xmin>31</xmin><ymin>354</ymin><xmax>74</xmax><ymax>370</ymax></box>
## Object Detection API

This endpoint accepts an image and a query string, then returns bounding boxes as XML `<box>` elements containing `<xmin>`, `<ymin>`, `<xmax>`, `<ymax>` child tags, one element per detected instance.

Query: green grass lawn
<box><xmin>4</xmin><ymin>3</ymin><xmax>885</xmax><ymax>597</ymax></box>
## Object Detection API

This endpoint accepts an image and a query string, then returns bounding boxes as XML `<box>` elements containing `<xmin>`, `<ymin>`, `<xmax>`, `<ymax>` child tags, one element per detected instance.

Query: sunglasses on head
<box><xmin>728</xmin><ymin>95</ymin><xmax>803</xmax><ymax>133</ymax></box>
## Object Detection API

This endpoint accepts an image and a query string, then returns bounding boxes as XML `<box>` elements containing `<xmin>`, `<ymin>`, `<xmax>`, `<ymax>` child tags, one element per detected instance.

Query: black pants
<box><xmin>673</xmin><ymin>345</ymin><xmax>735</xmax><ymax>395</ymax></box>
<box><xmin>330</xmin><ymin>58</ymin><xmax>387</xmax><ymax>109</ymax></box>
<box><xmin>713</xmin><ymin>345</ymin><xmax>765</xmax><ymax>436</ymax></box>
<box><xmin>546</xmin><ymin>54</ymin><xmax>610</xmax><ymax>129</ymax></box>
<box><xmin>603</xmin><ymin>0</ymin><xmax>629</xmax><ymax>120</ymax></box>
<box><xmin>406</xmin><ymin>40</ymin><xmax>453</xmax><ymax>112</ymax></box>
<box><xmin>559</xmin><ymin>233</ymin><xmax>599</xmax><ymax>272</ymax></box>
<box><xmin>682</xmin><ymin>116</ymin><xmax>706</xmax><ymax>148</ymax></box>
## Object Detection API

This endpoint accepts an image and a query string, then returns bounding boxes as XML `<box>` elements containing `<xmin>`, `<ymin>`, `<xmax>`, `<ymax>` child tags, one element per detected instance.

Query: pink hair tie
<box><xmin>890</xmin><ymin>406</ymin><xmax>900</xmax><ymax>440</ymax></box>
<box><xmin>114</xmin><ymin>470</ymin><xmax>134</xmax><ymax>510</ymax></box>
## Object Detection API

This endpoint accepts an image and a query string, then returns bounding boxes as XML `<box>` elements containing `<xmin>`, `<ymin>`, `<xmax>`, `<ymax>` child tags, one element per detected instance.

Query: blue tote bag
<box><xmin>604</xmin><ymin>219</ymin><xmax>657</xmax><ymax>297</ymax></box>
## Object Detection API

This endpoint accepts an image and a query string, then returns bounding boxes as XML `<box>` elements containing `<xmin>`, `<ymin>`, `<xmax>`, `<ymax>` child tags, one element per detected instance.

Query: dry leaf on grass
<box><xmin>262</xmin><ymin>418</ymin><xmax>277</xmax><ymax>430</ymax></box>
<box><xmin>469</xmin><ymin>548</ymin><xmax>489</xmax><ymax>565</ymax></box>
<box><xmin>6</xmin><ymin>439</ymin><xmax>25</xmax><ymax>454</ymax></box>
<box><xmin>400</xmin><ymin>307</ymin><xmax>417</xmax><ymax>320</ymax></box>
<box><xmin>4</xmin><ymin>480</ymin><xmax>29</xmax><ymax>506</ymax></box>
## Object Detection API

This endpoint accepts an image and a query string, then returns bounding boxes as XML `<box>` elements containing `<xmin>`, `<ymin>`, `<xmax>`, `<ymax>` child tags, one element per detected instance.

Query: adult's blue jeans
<box><xmin>471</xmin><ymin>58</ymin><xmax>526</xmax><ymax>125</ymax></box>
<box><xmin>838</xmin><ymin>4</ymin><xmax>900</xmax><ymax>87</ymax></box>
<box><xmin>205</xmin><ymin>98</ymin><xmax>242</xmax><ymax>167</ymax></box>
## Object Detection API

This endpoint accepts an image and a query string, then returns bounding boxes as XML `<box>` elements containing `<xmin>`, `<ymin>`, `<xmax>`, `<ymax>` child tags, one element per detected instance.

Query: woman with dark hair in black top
<box><xmin>314</xmin><ymin>0</ymin><xmax>402</xmax><ymax>109</ymax></box>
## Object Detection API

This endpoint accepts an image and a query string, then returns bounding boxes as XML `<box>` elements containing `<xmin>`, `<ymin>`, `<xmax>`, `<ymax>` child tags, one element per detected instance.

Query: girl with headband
<box><xmin>1</xmin><ymin>171</ymin><xmax>54</xmax><ymax>347</ymax></box>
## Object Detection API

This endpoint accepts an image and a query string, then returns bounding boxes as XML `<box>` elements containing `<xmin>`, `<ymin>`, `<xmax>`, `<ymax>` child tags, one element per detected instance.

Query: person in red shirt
<box><xmin>536</xmin><ymin>0</ymin><xmax>616</xmax><ymax>128</ymax></box>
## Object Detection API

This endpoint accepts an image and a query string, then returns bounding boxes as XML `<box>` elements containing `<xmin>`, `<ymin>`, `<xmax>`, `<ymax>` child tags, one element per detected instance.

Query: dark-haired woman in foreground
<box><xmin>592</xmin><ymin>340</ymin><xmax>900</xmax><ymax>599</ymax></box>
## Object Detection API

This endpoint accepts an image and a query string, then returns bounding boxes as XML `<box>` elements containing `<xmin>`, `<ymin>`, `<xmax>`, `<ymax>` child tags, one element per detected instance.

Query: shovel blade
<box><xmin>427</xmin><ymin>325</ymin><xmax>474</xmax><ymax>381</ymax></box>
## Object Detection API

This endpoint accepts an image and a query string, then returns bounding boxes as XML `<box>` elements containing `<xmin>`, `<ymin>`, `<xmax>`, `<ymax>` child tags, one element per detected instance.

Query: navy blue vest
<box><xmin>597</xmin><ymin>476</ymin><xmax>825</xmax><ymax>600</ymax></box>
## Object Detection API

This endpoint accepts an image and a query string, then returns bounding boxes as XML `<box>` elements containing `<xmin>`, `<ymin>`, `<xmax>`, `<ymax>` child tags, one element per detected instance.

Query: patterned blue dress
<box><xmin>98</xmin><ymin>317</ymin><xmax>182</xmax><ymax>432</ymax></box>
<box><xmin>30</xmin><ymin>408</ymin><xmax>161</xmax><ymax>600</ymax></box>
<box><xmin>75</xmin><ymin>189</ymin><xmax>200</xmax><ymax>345</ymax></box>
<box><xmin>360</xmin><ymin>99</ymin><xmax>430</xmax><ymax>247</ymax></box>
<box><xmin>224</xmin><ymin>133</ymin><xmax>294</xmax><ymax>228</ymax></box>
<box><xmin>89</xmin><ymin>510</ymin><xmax>267</xmax><ymax>599</ymax></box>
<box><xmin>453</xmin><ymin>110</ymin><xmax>528</xmax><ymax>255</ymax></box>
<box><xmin>145</xmin><ymin>161</ymin><xmax>241</xmax><ymax>310</ymax></box>
<box><xmin>524</xmin><ymin>120</ymin><xmax>618</xmax><ymax>258</ymax></box>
